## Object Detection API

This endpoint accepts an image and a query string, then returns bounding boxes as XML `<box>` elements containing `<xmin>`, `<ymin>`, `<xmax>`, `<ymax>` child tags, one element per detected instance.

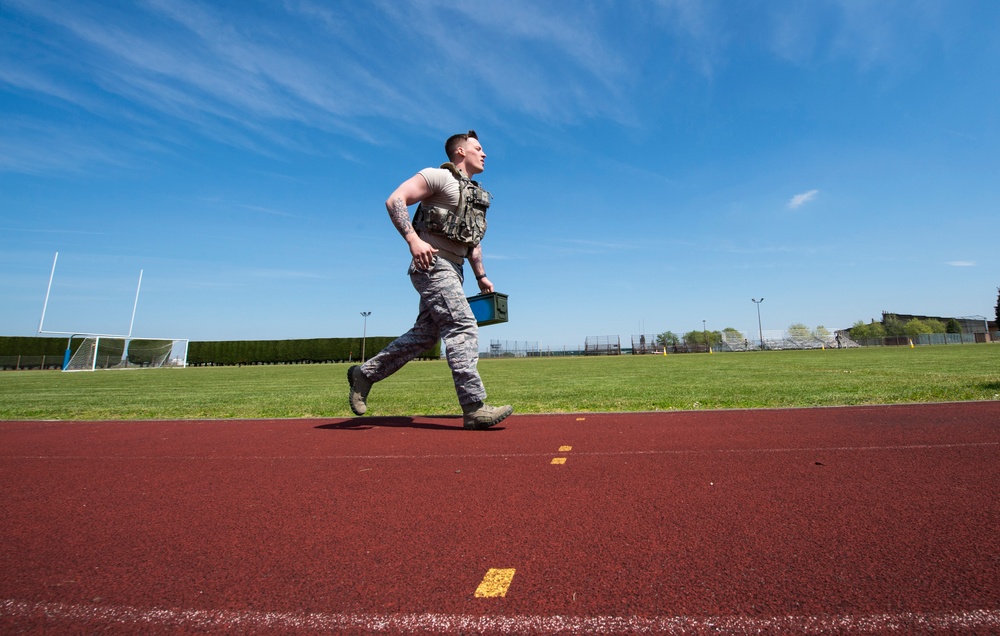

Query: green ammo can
<box><xmin>467</xmin><ymin>292</ymin><xmax>508</xmax><ymax>326</ymax></box>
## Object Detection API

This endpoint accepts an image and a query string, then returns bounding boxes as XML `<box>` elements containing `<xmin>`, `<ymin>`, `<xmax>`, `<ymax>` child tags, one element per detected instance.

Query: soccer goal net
<box><xmin>64</xmin><ymin>337</ymin><xmax>189</xmax><ymax>372</ymax></box>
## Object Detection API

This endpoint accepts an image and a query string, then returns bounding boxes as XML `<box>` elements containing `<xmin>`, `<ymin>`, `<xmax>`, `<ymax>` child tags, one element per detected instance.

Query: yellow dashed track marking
<box><xmin>552</xmin><ymin>445</ymin><xmax>573</xmax><ymax>465</ymax></box>
<box><xmin>475</xmin><ymin>568</ymin><xmax>516</xmax><ymax>598</ymax></box>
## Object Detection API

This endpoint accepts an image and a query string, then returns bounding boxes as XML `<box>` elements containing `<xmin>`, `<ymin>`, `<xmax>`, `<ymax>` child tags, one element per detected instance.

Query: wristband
<box><xmin>475</xmin><ymin>273</ymin><xmax>487</xmax><ymax>280</ymax></box>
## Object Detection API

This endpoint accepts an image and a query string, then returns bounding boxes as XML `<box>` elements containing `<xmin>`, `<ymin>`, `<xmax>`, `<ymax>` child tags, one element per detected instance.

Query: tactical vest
<box><xmin>412</xmin><ymin>163</ymin><xmax>492</xmax><ymax>247</ymax></box>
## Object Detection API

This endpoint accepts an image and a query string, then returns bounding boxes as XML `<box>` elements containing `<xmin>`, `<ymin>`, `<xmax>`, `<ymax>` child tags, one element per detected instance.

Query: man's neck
<box><xmin>443</xmin><ymin>161</ymin><xmax>474</xmax><ymax>180</ymax></box>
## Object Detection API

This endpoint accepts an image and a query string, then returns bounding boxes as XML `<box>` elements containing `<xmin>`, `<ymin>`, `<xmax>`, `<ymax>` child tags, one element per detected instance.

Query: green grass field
<box><xmin>1</xmin><ymin>346</ymin><xmax>997</xmax><ymax>420</ymax></box>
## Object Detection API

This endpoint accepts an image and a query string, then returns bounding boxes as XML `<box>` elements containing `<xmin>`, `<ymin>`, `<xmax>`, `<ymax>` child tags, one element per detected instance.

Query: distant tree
<box><xmin>904</xmin><ymin>319</ymin><xmax>933</xmax><ymax>337</ymax></box>
<box><xmin>924</xmin><ymin>319</ymin><xmax>946</xmax><ymax>334</ymax></box>
<box><xmin>946</xmin><ymin>319</ymin><xmax>962</xmax><ymax>334</ymax></box>
<box><xmin>850</xmin><ymin>320</ymin><xmax>885</xmax><ymax>341</ymax></box>
<box><xmin>849</xmin><ymin>320</ymin><xmax>870</xmax><ymax>340</ymax></box>
<box><xmin>656</xmin><ymin>331</ymin><xmax>680</xmax><ymax>347</ymax></box>
<box><xmin>683</xmin><ymin>330</ymin><xmax>722</xmax><ymax>347</ymax></box>
<box><xmin>883</xmin><ymin>314</ymin><xmax>906</xmax><ymax>336</ymax></box>
<box><xmin>787</xmin><ymin>323</ymin><xmax>811</xmax><ymax>339</ymax></box>
<box><xmin>722</xmin><ymin>327</ymin><xmax>742</xmax><ymax>342</ymax></box>
<box><xmin>813</xmin><ymin>325</ymin><xmax>831</xmax><ymax>338</ymax></box>
<box><xmin>868</xmin><ymin>321</ymin><xmax>887</xmax><ymax>339</ymax></box>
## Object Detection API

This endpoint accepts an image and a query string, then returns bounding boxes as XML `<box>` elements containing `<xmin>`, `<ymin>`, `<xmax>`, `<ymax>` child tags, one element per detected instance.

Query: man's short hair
<box><xmin>445</xmin><ymin>130</ymin><xmax>478</xmax><ymax>161</ymax></box>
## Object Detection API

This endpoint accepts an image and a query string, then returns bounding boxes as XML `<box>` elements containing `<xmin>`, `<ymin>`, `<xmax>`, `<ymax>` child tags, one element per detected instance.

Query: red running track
<box><xmin>2</xmin><ymin>402</ymin><xmax>999</xmax><ymax>634</ymax></box>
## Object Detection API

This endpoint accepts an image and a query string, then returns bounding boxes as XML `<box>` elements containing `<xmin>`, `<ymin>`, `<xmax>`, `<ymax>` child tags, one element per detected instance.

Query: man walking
<box><xmin>347</xmin><ymin>131</ymin><xmax>513</xmax><ymax>430</ymax></box>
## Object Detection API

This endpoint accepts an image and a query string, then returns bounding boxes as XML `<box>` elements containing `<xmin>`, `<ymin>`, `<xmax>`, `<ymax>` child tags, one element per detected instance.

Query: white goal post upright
<box><xmin>128</xmin><ymin>269</ymin><xmax>143</xmax><ymax>338</ymax></box>
<box><xmin>36</xmin><ymin>252</ymin><xmax>188</xmax><ymax>371</ymax></box>
<box><xmin>38</xmin><ymin>252</ymin><xmax>59</xmax><ymax>336</ymax></box>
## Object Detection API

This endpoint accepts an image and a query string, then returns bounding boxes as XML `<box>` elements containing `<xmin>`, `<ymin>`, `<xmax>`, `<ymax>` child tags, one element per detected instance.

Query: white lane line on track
<box><xmin>3</xmin><ymin>599</ymin><xmax>999</xmax><ymax>634</ymax></box>
<box><xmin>4</xmin><ymin>440</ymin><xmax>998</xmax><ymax>461</ymax></box>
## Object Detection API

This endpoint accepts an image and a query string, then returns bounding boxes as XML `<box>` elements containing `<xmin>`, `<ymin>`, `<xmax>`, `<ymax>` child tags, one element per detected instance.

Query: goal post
<box><xmin>64</xmin><ymin>336</ymin><xmax>189</xmax><ymax>371</ymax></box>
<box><xmin>35</xmin><ymin>253</ymin><xmax>188</xmax><ymax>371</ymax></box>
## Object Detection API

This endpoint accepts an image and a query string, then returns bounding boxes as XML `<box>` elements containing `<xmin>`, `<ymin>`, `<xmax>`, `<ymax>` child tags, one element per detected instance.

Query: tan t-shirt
<box><xmin>417</xmin><ymin>167</ymin><xmax>470</xmax><ymax>262</ymax></box>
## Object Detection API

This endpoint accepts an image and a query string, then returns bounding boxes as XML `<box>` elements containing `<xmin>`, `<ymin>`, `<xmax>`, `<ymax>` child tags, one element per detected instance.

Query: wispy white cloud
<box><xmin>764</xmin><ymin>1</ymin><xmax>953</xmax><ymax>71</ymax></box>
<box><xmin>238</xmin><ymin>204</ymin><xmax>307</xmax><ymax>220</ymax></box>
<box><xmin>651</xmin><ymin>0</ymin><xmax>728</xmax><ymax>78</ymax></box>
<box><xmin>1</xmin><ymin>0</ymin><xmax>410</xmax><ymax>171</ymax></box>
<box><xmin>788</xmin><ymin>189</ymin><xmax>819</xmax><ymax>209</ymax></box>
<box><xmin>3</xmin><ymin>0</ymin><xmax>650</xmax><ymax>176</ymax></box>
<box><xmin>0</xmin><ymin>227</ymin><xmax>105</xmax><ymax>235</ymax></box>
<box><xmin>548</xmin><ymin>238</ymin><xmax>638</xmax><ymax>256</ymax></box>
<box><xmin>0</xmin><ymin>116</ymin><xmax>139</xmax><ymax>175</ymax></box>
<box><xmin>245</xmin><ymin>267</ymin><xmax>325</xmax><ymax>281</ymax></box>
<box><xmin>0</xmin><ymin>65</ymin><xmax>101</xmax><ymax>113</ymax></box>
<box><xmin>0</xmin><ymin>0</ymin><xmax>984</xmax><ymax>181</ymax></box>
<box><xmin>355</xmin><ymin>0</ymin><xmax>638</xmax><ymax>126</ymax></box>
<box><xmin>946</xmin><ymin>261</ymin><xmax>975</xmax><ymax>267</ymax></box>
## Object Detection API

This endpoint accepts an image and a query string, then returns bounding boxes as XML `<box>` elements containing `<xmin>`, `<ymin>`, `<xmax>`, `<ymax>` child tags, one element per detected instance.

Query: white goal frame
<box><xmin>63</xmin><ymin>336</ymin><xmax>189</xmax><ymax>371</ymax></box>
<box><xmin>36</xmin><ymin>252</ymin><xmax>188</xmax><ymax>371</ymax></box>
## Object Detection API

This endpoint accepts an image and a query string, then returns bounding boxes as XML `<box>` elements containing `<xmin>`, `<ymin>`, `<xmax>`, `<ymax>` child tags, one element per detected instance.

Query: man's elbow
<box><xmin>386</xmin><ymin>194</ymin><xmax>404</xmax><ymax>212</ymax></box>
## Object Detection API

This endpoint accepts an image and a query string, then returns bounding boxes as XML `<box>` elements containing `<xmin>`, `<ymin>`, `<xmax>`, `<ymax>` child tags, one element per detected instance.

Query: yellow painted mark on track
<box><xmin>475</xmin><ymin>568</ymin><xmax>516</xmax><ymax>598</ymax></box>
<box><xmin>576</xmin><ymin>417</ymin><xmax>586</xmax><ymax>421</ymax></box>
<box><xmin>552</xmin><ymin>445</ymin><xmax>573</xmax><ymax>465</ymax></box>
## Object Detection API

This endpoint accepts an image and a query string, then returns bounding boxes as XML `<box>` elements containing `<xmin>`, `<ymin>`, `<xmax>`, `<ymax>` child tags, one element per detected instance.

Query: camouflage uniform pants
<box><xmin>359</xmin><ymin>257</ymin><xmax>486</xmax><ymax>406</ymax></box>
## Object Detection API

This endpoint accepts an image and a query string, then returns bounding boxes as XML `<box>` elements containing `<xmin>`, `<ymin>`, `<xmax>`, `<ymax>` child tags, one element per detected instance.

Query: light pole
<box><xmin>752</xmin><ymin>298</ymin><xmax>764</xmax><ymax>351</ymax></box>
<box><xmin>360</xmin><ymin>311</ymin><xmax>371</xmax><ymax>362</ymax></box>
<box><xmin>702</xmin><ymin>319</ymin><xmax>708</xmax><ymax>352</ymax></box>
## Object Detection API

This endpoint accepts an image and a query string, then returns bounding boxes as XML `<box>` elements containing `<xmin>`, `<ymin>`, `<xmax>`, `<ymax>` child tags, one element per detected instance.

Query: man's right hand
<box><xmin>407</xmin><ymin>234</ymin><xmax>439</xmax><ymax>270</ymax></box>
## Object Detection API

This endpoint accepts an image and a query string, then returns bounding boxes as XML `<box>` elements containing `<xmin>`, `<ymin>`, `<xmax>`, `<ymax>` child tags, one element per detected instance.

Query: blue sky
<box><xmin>2</xmin><ymin>0</ymin><xmax>998</xmax><ymax>349</ymax></box>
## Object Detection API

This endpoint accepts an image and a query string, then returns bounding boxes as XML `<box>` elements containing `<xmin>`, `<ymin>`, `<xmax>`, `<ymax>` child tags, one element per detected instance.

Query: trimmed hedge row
<box><xmin>0</xmin><ymin>336</ymin><xmax>81</xmax><ymax>370</ymax></box>
<box><xmin>186</xmin><ymin>337</ymin><xmax>440</xmax><ymax>366</ymax></box>
<box><xmin>0</xmin><ymin>336</ymin><xmax>73</xmax><ymax>357</ymax></box>
<box><xmin>0</xmin><ymin>336</ymin><xmax>441</xmax><ymax>368</ymax></box>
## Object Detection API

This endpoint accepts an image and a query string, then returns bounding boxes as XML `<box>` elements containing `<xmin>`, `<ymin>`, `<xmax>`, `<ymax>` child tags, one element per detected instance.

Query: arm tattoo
<box><xmin>388</xmin><ymin>197</ymin><xmax>414</xmax><ymax>238</ymax></box>
<box><xmin>469</xmin><ymin>245</ymin><xmax>485</xmax><ymax>274</ymax></box>
<box><xmin>469</xmin><ymin>245</ymin><xmax>483</xmax><ymax>267</ymax></box>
